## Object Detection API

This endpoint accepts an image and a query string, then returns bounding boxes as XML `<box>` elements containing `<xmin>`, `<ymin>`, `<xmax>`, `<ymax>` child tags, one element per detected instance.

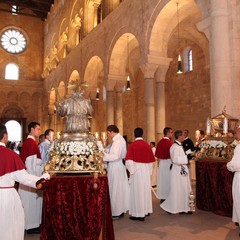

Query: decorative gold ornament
<box><xmin>45</xmin><ymin>88</ymin><xmax>106</xmax><ymax>175</ymax></box>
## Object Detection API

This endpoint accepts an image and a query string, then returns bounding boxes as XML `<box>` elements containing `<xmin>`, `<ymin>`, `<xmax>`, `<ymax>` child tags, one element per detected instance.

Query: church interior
<box><xmin>0</xmin><ymin>0</ymin><xmax>240</xmax><ymax>239</ymax></box>
<box><xmin>2</xmin><ymin>0</ymin><xmax>239</xmax><ymax>143</ymax></box>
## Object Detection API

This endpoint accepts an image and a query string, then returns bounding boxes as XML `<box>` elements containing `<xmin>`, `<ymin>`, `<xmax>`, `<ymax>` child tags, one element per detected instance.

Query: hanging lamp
<box><xmin>177</xmin><ymin>2</ymin><xmax>183</xmax><ymax>74</ymax></box>
<box><xmin>126</xmin><ymin>36</ymin><xmax>131</xmax><ymax>90</ymax></box>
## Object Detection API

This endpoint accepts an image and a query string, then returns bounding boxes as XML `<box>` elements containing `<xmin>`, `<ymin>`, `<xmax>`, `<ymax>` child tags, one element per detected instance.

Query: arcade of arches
<box><xmin>0</xmin><ymin>0</ymin><xmax>239</xmax><ymax>143</ymax></box>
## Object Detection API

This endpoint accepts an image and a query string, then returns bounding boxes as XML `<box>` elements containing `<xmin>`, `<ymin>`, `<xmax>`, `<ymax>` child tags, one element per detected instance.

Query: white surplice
<box><xmin>157</xmin><ymin>159</ymin><xmax>172</xmax><ymax>199</ymax></box>
<box><xmin>226</xmin><ymin>144</ymin><xmax>240</xmax><ymax>224</ymax></box>
<box><xmin>126</xmin><ymin>160</ymin><xmax>153</xmax><ymax>217</ymax></box>
<box><xmin>18</xmin><ymin>137</ymin><xmax>43</xmax><ymax>230</ymax></box>
<box><xmin>0</xmin><ymin>169</ymin><xmax>48</xmax><ymax>240</ymax></box>
<box><xmin>103</xmin><ymin>133</ymin><xmax>129</xmax><ymax>216</ymax></box>
<box><xmin>160</xmin><ymin>142</ymin><xmax>192</xmax><ymax>214</ymax></box>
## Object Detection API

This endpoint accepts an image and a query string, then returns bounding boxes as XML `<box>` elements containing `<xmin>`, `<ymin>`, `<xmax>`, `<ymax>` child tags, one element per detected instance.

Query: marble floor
<box><xmin>24</xmin><ymin>185</ymin><xmax>239</xmax><ymax>240</ymax></box>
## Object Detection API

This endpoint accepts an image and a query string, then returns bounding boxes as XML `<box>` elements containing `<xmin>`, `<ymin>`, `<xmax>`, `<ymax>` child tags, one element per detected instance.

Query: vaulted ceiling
<box><xmin>0</xmin><ymin>0</ymin><xmax>54</xmax><ymax>21</ymax></box>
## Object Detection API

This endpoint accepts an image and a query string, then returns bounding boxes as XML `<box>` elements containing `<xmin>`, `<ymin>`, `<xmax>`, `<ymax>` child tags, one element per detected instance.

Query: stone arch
<box><xmin>57</xmin><ymin>18</ymin><xmax>68</xmax><ymax>60</ymax></box>
<box><xmin>68</xmin><ymin>0</ymin><xmax>83</xmax><ymax>51</ymax></box>
<box><xmin>7</xmin><ymin>91</ymin><xmax>18</xmax><ymax>102</ymax></box>
<box><xmin>57</xmin><ymin>81</ymin><xmax>66</xmax><ymax>100</ymax></box>
<box><xmin>49</xmin><ymin>88</ymin><xmax>56</xmax><ymax>114</ymax></box>
<box><xmin>108</xmin><ymin>32</ymin><xmax>140</xmax><ymax>90</ymax></box>
<box><xmin>84</xmin><ymin>56</ymin><xmax>103</xmax><ymax>99</ymax></box>
<box><xmin>67</xmin><ymin>70</ymin><xmax>81</xmax><ymax>96</ymax></box>
<box><xmin>49</xmin><ymin>33</ymin><xmax>59</xmax><ymax>70</ymax></box>
<box><xmin>19</xmin><ymin>91</ymin><xmax>31</xmax><ymax>103</ymax></box>
<box><xmin>146</xmin><ymin>0</ymin><xmax>207</xmax><ymax>61</ymax></box>
<box><xmin>1</xmin><ymin>104</ymin><xmax>24</xmax><ymax>118</ymax></box>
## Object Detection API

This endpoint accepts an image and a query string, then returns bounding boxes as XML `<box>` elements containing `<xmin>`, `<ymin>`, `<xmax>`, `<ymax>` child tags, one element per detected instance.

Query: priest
<box><xmin>18</xmin><ymin>122</ymin><xmax>44</xmax><ymax>234</ymax></box>
<box><xmin>125</xmin><ymin>128</ymin><xmax>155</xmax><ymax>221</ymax></box>
<box><xmin>0</xmin><ymin>123</ymin><xmax>49</xmax><ymax>240</ymax></box>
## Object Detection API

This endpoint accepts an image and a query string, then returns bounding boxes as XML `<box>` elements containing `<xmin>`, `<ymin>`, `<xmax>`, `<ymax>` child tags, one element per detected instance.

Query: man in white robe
<box><xmin>227</xmin><ymin>127</ymin><xmax>240</xmax><ymax>229</ymax></box>
<box><xmin>103</xmin><ymin>125</ymin><xmax>129</xmax><ymax>219</ymax></box>
<box><xmin>126</xmin><ymin>128</ymin><xmax>155</xmax><ymax>221</ymax></box>
<box><xmin>161</xmin><ymin>130</ymin><xmax>192</xmax><ymax>214</ymax></box>
<box><xmin>18</xmin><ymin>122</ymin><xmax>43</xmax><ymax>233</ymax></box>
<box><xmin>0</xmin><ymin>123</ymin><xmax>49</xmax><ymax>240</ymax></box>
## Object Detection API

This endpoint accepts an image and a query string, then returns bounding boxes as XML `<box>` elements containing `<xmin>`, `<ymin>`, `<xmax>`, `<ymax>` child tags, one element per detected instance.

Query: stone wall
<box><xmin>165</xmin><ymin>41</ymin><xmax>211</xmax><ymax>140</ymax></box>
<box><xmin>0</xmin><ymin>6</ymin><xmax>47</xmax><ymax>138</ymax></box>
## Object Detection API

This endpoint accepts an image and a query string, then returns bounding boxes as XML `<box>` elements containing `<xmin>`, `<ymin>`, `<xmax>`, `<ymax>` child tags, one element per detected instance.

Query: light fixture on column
<box><xmin>96</xmin><ymin>57</ymin><xmax>100</xmax><ymax>100</ymax></box>
<box><xmin>176</xmin><ymin>2</ymin><xmax>183</xmax><ymax>74</ymax></box>
<box><xmin>126</xmin><ymin>35</ymin><xmax>131</xmax><ymax>90</ymax></box>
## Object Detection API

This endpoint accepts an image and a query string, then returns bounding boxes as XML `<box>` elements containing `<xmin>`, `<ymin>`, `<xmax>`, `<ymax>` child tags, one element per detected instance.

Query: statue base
<box><xmin>45</xmin><ymin>132</ymin><xmax>106</xmax><ymax>175</ymax></box>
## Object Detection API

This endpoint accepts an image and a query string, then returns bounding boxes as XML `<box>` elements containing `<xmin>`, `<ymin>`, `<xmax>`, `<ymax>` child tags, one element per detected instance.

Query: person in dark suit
<box><xmin>199</xmin><ymin>130</ymin><xmax>205</xmax><ymax>143</ymax></box>
<box><xmin>182</xmin><ymin>129</ymin><xmax>195</xmax><ymax>160</ymax></box>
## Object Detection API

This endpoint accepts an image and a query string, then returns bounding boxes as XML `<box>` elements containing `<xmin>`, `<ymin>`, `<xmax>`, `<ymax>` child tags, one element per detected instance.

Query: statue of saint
<box><xmin>58</xmin><ymin>83</ymin><xmax>93</xmax><ymax>133</ymax></box>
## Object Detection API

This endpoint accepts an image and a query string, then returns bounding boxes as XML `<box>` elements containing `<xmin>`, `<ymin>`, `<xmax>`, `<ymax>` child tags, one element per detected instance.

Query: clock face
<box><xmin>1</xmin><ymin>29</ymin><xmax>27</xmax><ymax>54</ymax></box>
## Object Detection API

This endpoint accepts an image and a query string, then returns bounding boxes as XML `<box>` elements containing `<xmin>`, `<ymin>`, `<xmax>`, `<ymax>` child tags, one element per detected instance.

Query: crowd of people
<box><xmin>102</xmin><ymin>125</ymin><xmax>205</xmax><ymax>222</ymax></box>
<box><xmin>102</xmin><ymin>124</ymin><xmax>240</xmax><ymax>238</ymax></box>
<box><xmin>2</xmin><ymin>120</ymin><xmax>240</xmax><ymax>238</ymax></box>
<box><xmin>0</xmin><ymin>123</ymin><xmax>50</xmax><ymax>240</ymax></box>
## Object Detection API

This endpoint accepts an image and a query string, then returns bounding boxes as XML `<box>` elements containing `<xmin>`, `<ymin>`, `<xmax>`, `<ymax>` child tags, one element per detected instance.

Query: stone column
<box><xmin>155</xmin><ymin>58</ymin><xmax>171</xmax><ymax>141</ymax></box>
<box><xmin>105</xmin><ymin>79</ymin><xmax>116</xmax><ymax>128</ymax></box>
<box><xmin>140</xmin><ymin>62</ymin><xmax>158</xmax><ymax>143</ymax></box>
<box><xmin>115</xmin><ymin>88</ymin><xmax>123</xmax><ymax>133</ymax></box>
<box><xmin>230</xmin><ymin>0</ymin><xmax>240</xmax><ymax>117</ymax></box>
<box><xmin>198</xmin><ymin>0</ymin><xmax>232</xmax><ymax>116</ymax></box>
<box><xmin>106</xmin><ymin>74</ymin><xmax>126</xmax><ymax>133</ymax></box>
<box><xmin>93</xmin><ymin>0</ymin><xmax>102</xmax><ymax>27</ymax></box>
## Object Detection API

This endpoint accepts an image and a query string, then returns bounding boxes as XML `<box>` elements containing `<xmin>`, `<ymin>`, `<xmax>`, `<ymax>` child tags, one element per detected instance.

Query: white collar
<box><xmin>163</xmin><ymin>137</ymin><xmax>170</xmax><ymax>140</ymax></box>
<box><xmin>27</xmin><ymin>135</ymin><xmax>35</xmax><ymax>141</ymax></box>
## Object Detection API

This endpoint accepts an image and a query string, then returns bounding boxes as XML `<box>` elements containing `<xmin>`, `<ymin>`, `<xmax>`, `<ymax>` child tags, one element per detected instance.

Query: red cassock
<box><xmin>126</xmin><ymin>139</ymin><xmax>155</xmax><ymax>163</ymax></box>
<box><xmin>20</xmin><ymin>138</ymin><xmax>41</xmax><ymax>163</ymax></box>
<box><xmin>155</xmin><ymin>138</ymin><xmax>172</xmax><ymax>159</ymax></box>
<box><xmin>0</xmin><ymin>145</ymin><xmax>25</xmax><ymax>177</ymax></box>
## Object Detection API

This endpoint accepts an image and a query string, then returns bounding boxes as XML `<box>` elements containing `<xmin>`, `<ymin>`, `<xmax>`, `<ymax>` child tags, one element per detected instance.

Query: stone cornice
<box><xmin>0</xmin><ymin>79</ymin><xmax>43</xmax><ymax>89</ymax></box>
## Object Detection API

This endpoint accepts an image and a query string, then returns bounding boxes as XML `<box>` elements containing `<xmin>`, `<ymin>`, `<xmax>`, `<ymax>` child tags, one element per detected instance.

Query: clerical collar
<box><xmin>0</xmin><ymin>142</ymin><xmax>6</xmax><ymax>147</ymax></box>
<box><xmin>27</xmin><ymin>135</ymin><xmax>35</xmax><ymax>141</ymax></box>
<box><xmin>163</xmin><ymin>137</ymin><xmax>170</xmax><ymax>140</ymax></box>
<box><xmin>135</xmin><ymin>137</ymin><xmax>143</xmax><ymax>141</ymax></box>
<box><xmin>174</xmin><ymin>140</ymin><xmax>182</xmax><ymax>146</ymax></box>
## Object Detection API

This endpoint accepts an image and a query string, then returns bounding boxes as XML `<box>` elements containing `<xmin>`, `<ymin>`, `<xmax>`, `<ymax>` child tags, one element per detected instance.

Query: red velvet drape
<box><xmin>196</xmin><ymin>159</ymin><xmax>233</xmax><ymax>217</ymax></box>
<box><xmin>40</xmin><ymin>175</ymin><xmax>115</xmax><ymax>240</ymax></box>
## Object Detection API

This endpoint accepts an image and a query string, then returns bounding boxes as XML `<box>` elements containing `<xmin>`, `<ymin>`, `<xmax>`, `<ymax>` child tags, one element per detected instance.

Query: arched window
<box><xmin>183</xmin><ymin>47</ymin><xmax>193</xmax><ymax>72</ymax></box>
<box><xmin>5</xmin><ymin>120</ymin><xmax>22</xmax><ymax>142</ymax></box>
<box><xmin>5</xmin><ymin>63</ymin><xmax>19</xmax><ymax>80</ymax></box>
<box><xmin>188</xmin><ymin>49</ymin><xmax>193</xmax><ymax>71</ymax></box>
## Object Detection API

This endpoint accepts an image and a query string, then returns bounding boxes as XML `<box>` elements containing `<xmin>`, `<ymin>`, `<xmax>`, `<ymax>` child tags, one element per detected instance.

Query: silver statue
<box><xmin>58</xmin><ymin>90</ymin><xmax>93</xmax><ymax>133</ymax></box>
